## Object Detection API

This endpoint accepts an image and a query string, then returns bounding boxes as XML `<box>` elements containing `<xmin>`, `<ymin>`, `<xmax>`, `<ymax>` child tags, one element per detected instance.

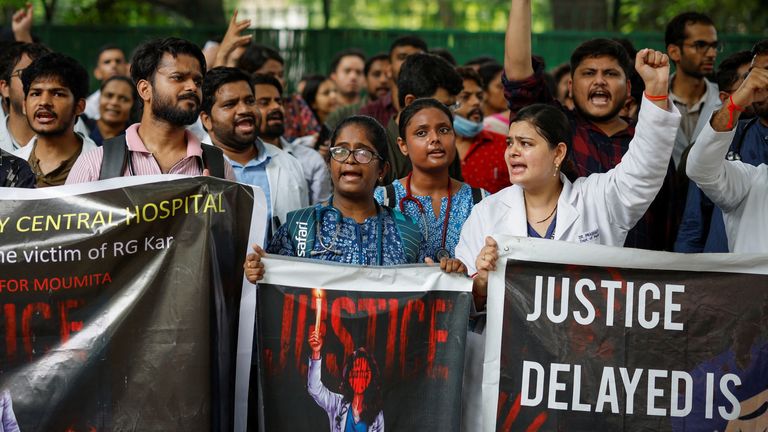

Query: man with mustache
<box><xmin>324</xmin><ymin>53</ymin><xmax>392</xmax><ymax>131</ymax></box>
<box><xmin>665</xmin><ymin>12</ymin><xmax>721</xmax><ymax>171</ymax></box>
<box><xmin>200</xmin><ymin>67</ymin><xmax>307</xmax><ymax>239</ymax></box>
<box><xmin>453</xmin><ymin>67</ymin><xmax>510</xmax><ymax>193</ymax></box>
<box><xmin>503</xmin><ymin>0</ymin><xmax>677</xmax><ymax>250</ymax></box>
<box><xmin>15</xmin><ymin>52</ymin><xmax>96</xmax><ymax>187</ymax></box>
<box><xmin>67</xmin><ymin>37</ymin><xmax>236</xmax><ymax>183</ymax></box>
<box><xmin>252</xmin><ymin>73</ymin><xmax>331</xmax><ymax>204</ymax></box>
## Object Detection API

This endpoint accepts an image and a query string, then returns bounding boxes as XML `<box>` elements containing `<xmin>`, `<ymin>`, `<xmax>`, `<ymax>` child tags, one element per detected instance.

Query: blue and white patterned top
<box><xmin>268</xmin><ymin>203</ymin><xmax>422</xmax><ymax>265</ymax></box>
<box><xmin>374</xmin><ymin>181</ymin><xmax>484</xmax><ymax>260</ymax></box>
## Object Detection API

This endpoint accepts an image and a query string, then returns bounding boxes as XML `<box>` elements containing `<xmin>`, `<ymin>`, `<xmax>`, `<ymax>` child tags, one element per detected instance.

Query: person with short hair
<box><xmin>16</xmin><ymin>52</ymin><xmax>96</xmax><ymax>187</ymax></box>
<box><xmin>453</xmin><ymin>67</ymin><xmax>511</xmax><ymax>193</ymax></box>
<box><xmin>359</xmin><ymin>36</ymin><xmax>428</xmax><ymax>129</ymax></box>
<box><xmin>252</xmin><ymin>73</ymin><xmax>332</xmax><ymax>205</ymax></box>
<box><xmin>329</xmin><ymin>48</ymin><xmax>366</xmax><ymax>107</ymax></box>
<box><xmin>200</xmin><ymin>67</ymin><xmax>307</xmax><ymax>238</ymax></box>
<box><xmin>83</xmin><ymin>44</ymin><xmax>128</xmax><ymax>121</ymax></box>
<box><xmin>0</xmin><ymin>42</ymin><xmax>51</xmax><ymax>153</ymax></box>
<box><xmin>665</xmin><ymin>12</ymin><xmax>721</xmax><ymax>169</ymax></box>
<box><xmin>67</xmin><ymin>37</ymin><xmax>236</xmax><ymax>183</ymax></box>
<box><xmin>502</xmin><ymin>0</ymin><xmax>678</xmax><ymax>251</ymax></box>
<box><xmin>324</xmin><ymin>53</ymin><xmax>392</xmax><ymax>131</ymax></box>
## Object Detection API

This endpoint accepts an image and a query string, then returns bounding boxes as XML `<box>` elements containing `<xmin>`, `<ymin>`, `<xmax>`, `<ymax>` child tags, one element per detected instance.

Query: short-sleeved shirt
<box><xmin>460</xmin><ymin>130</ymin><xmax>511</xmax><ymax>194</ymax></box>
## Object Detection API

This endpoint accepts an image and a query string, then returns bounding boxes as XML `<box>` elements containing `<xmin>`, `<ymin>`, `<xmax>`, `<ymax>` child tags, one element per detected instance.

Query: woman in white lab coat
<box><xmin>455</xmin><ymin>48</ymin><xmax>681</xmax><ymax>309</ymax></box>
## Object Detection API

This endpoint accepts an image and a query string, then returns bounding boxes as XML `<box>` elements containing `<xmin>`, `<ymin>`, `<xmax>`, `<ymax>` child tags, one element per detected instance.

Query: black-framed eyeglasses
<box><xmin>682</xmin><ymin>41</ymin><xmax>724</xmax><ymax>53</ymax></box>
<box><xmin>329</xmin><ymin>146</ymin><xmax>382</xmax><ymax>164</ymax></box>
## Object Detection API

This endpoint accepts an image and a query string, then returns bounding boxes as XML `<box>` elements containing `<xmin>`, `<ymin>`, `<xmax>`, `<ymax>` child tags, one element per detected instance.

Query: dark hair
<box><xmin>465</xmin><ymin>55</ymin><xmax>498</xmax><ymax>67</ymax></box>
<box><xmin>0</xmin><ymin>43</ymin><xmax>51</xmax><ymax>82</ymax></box>
<box><xmin>456</xmin><ymin>66</ymin><xmax>483</xmax><ymax>88</ymax></box>
<box><xmin>477</xmin><ymin>62</ymin><xmax>503</xmax><ymax>91</ymax></box>
<box><xmin>237</xmin><ymin>44</ymin><xmax>283</xmax><ymax>74</ymax></box>
<box><xmin>130</xmin><ymin>37</ymin><xmax>206</xmax><ymax>84</ymax></box>
<box><xmin>301</xmin><ymin>74</ymin><xmax>328</xmax><ymax>120</ymax></box>
<box><xmin>397</xmin><ymin>98</ymin><xmax>453</xmax><ymax>140</ymax></box>
<box><xmin>389</xmin><ymin>35</ymin><xmax>428</xmax><ymax>56</ymax></box>
<box><xmin>96</xmin><ymin>44</ymin><xmax>125</xmax><ymax>60</ymax></box>
<box><xmin>251</xmin><ymin>73</ymin><xmax>283</xmax><ymax>95</ymax></box>
<box><xmin>397</xmin><ymin>53</ymin><xmax>463</xmax><ymax>108</ymax></box>
<box><xmin>364</xmin><ymin>53</ymin><xmax>390</xmax><ymax>77</ymax></box>
<box><xmin>716</xmin><ymin>50</ymin><xmax>754</xmax><ymax>92</ymax></box>
<box><xmin>21</xmin><ymin>52</ymin><xmax>89</xmax><ymax>101</ymax></box>
<box><xmin>552</xmin><ymin>63</ymin><xmax>571</xmax><ymax>84</ymax></box>
<box><xmin>99</xmin><ymin>75</ymin><xmax>140</xmax><ymax>123</ymax></box>
<box><xmin>752</xmin><ymin>39</ymin><xmax>768</xmax><ymax>57</ymax></box>
<box><xmin>513</xmin><ymin>104</ymin><xmax>572</xmax><ymax>153</ymax></box>
<box><xmin>665</xmin><ymin>12</ymin><xmax>715</xmax><ymax>47</ymax></box>
<box><xmin>569</xmin><ymin>39</ymin><xmax>632</xmax><ymax>79</ymax></box>
<box><xmin>339</xmin><ymin>348</ymin><xmax>383</xmax><ymax>426</ymax></box>
<box><xmin>329</xmin><ymin>48</ymin><xmax>366</xmax><ymax>74</ymax></box>
<box><xmin>331</xmin><ymin>115</ymin><xmax>389</xmax><ymax>165</ymax></box>
<box><xmin>201</xmin><ymin>66</ymin><xmax>252</xmax><ymax>114</ymax></box>
<box><xmin>430</xmin><ymin>48</ymin><xmax>457</xmax><ymax>66</ymax></box>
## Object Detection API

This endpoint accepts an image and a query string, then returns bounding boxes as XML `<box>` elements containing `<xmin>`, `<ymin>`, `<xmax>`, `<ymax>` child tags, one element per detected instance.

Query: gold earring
<box><xmin>553</xmin><ymin>163</ymin><xmax>559</xmax><ymax>177</ymax></box>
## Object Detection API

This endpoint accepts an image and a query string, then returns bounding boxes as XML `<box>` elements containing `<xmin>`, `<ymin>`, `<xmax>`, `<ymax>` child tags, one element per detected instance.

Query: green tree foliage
<box><xmin>618</xmin><ymin>0</ymin><xmax>768</xmax><ymax>35</ymax></box>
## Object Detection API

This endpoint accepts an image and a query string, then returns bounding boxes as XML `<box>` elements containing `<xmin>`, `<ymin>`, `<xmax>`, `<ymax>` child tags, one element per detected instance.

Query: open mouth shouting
<box><xmin>34</xmin><ymin>108</ymin><xmax>57</xmax><ymax>125</ymax></box>
<box><xmin>588</xmin><ymin>88</ymin><xmax>612</xmax><ymax>108</ymax></box>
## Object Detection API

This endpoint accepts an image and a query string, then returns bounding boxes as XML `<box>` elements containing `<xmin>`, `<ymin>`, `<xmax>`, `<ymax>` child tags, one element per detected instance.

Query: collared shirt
<box><xmin>226</xmin><ymin>139</ymin><xmax>272</xmax><ymax>236</ymax></box>
<box><xmin>27</xmin><ymin>139</ymin><xmax>85</xmax><ymax>187</ymax></box>
<box><xmin>669</xmin><ymin>78</ymin><xmax>710</xmax><ymax>146</ymax></box>
<box><xmin>0</xmin><ymin>149</ymin><xmax>35</xmax><ymax>188</ymax></box>
<box><xmin>460</xmin><ymin>130</ymin><xmax>511</xmax><ymax>194</ymax></box>
<box><xmin>84</xmin><ymin>89</ymin><xmax>101</xmax><ymax>120</ymax></box>
<box><xmin>359</xmin><ymin>92</ymin><xmax>397</xmax><ymax>128</ymax></box>
<box><xmin>0</xmin><ymin>114</ymin><xmax>24</xmax><ymax>153</ymax></box>
<box><xmin>280</xmin><ymin>136</ymin><xmax>332</xmax><ymax>204</ymax></box>
<box><xmin>65</xmin><ymin>123</ymin><xmax>236</xmax><ymax>184</ymax></box>
<box><xmin>502</xmin><ymin>57</ymin><xmax>678</xmax><ymax>251</ymax></box>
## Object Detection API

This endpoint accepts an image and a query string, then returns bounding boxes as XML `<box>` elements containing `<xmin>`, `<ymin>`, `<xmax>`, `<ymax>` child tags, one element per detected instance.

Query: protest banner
<box><xmin>254</xmin><ymin>257</ymin><xmax>473</xmax><ymax>431</ymax></box>
<box><xmin>483</xmin><ymin>236</ymin><xmax>768</xmax><ymax>431</ymax></box>
<box><xmin>0</xmin><ymin>175</ymin><xmax>265</xmax><ymax>432</ymax></box>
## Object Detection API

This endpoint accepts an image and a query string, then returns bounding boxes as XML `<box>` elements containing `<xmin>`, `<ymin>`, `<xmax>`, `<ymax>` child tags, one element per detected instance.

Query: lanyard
<box><xmin>399</xmin><ymin>172</ymin><xmax>453</xmax><ymax>260</ymax></box>
<box><xmin>313</xmin><ymin>198</ymin><xmax>384</xmax><ymax>266</ymax></box>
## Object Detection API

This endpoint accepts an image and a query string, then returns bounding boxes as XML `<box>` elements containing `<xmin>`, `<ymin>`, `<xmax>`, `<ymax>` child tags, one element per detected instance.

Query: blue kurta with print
<box><xmin>268</xmin><ymin>203</ymin><xmax>421</xmax><ymax>265</ymax></box>
<box><xmin>374</xmin><ymin>181</ymin><xmax>482</xmax><ymax>260</ymax></box>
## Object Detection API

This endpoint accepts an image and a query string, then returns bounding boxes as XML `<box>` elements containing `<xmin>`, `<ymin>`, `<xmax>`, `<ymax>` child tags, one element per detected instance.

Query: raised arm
<box><xmin>504</xmin><ymin>0</ymin><xmax>534</xmax><ymax>80</ymax></box>
<box><xmin>588</xmin><ymin>49</ymin><xmax>680</xmax><ymax>230</ymax></box>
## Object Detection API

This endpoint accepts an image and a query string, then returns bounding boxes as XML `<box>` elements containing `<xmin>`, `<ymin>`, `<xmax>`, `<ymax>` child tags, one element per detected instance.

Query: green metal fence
<box><xmin>33</xmin><ymin>25</ymin><xmax>764</xmax><ymax>91</ymax></box>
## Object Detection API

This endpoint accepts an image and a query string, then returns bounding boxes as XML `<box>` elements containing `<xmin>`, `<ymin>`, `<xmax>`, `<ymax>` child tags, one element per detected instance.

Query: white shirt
<box><xmin>456</xmin><ymin>96</ymin><xmax>682</xmax><ymax>274</ymax></box>
<box><xmin>686</xmin><ymin>120</ymin><xmax>768</xmax><ymax>253</ymax></box>
<box><xmin>280</xmin><ymin>136</ymin><xmax>332</xmax><ymax>204</ymax></box>
<box><xmin>84</xmin><ymin>89</ymin><xmax>101</xmax><ymax>120</ymax></box>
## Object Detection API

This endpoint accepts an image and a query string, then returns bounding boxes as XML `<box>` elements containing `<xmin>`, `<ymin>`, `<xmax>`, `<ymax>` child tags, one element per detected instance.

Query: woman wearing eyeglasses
<box><xmin>244</xmin><ymin>115</ymin><xmax>466</xmax><ymax>282</ymax></box>
<box><xmin>375</xmin><ymin>98</ymin><xmax>487</xmax><ymax>262</ymax></box>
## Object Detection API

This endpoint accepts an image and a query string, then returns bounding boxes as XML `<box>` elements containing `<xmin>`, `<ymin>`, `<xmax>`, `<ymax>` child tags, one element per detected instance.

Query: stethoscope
<box><xmin>398</xmin><ymin>172</ymin><xmax>452</xmax><ymax>261</ymax></box>
<box><xmin>311</xmin><ymin>197</ymin><xmax>384</xmax><ymax>266</ymax></box>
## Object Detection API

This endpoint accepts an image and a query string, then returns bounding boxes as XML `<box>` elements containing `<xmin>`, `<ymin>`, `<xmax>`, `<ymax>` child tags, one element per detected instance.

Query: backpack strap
<box><xmin>201</xmin><ymin>144</ymin><xmax>226</xmax><ymax>178</ymax></box>
<box><xmin>382</xmin><ymin>184</ymin><xmax>397</xmax><ymax>208</ymax></box>
<box><xmin>99</xmin><ymin>134</ymin><xmax>129</xmax><ymax>180</ymax></box>
<box><xmin>388</xmin><ymin>207</ymin><xmax>422</xmax><ymax>263</ymax></box>
<box><xmin>284</xmin><ymin>206</ymin><xmax>318</xmax><ymax>258</ymax></box>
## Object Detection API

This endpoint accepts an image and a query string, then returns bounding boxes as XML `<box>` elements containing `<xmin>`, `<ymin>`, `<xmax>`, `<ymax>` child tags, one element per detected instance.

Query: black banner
<box><xmin>0</xmin><ymin>177</ymin><xmax>260</xmax><ymax>431</ymax></box>
<box><xmin>490</xmin><ymin>245</ymin><xmax>768</xmax><ymax>431</ymax></box>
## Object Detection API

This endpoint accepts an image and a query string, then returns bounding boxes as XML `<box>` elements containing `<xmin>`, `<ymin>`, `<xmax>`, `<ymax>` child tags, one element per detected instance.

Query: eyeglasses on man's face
<box><xmin>682</xmin><ymin>40</ymin><xmax>724</xmax><ymax>53</ymax></box>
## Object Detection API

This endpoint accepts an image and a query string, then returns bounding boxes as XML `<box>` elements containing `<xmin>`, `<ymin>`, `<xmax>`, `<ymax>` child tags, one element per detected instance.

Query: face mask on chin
<box><xmin>453</xmin><ymin>114</ymin><xmax>484</xmax><ymax>138</ymax></box>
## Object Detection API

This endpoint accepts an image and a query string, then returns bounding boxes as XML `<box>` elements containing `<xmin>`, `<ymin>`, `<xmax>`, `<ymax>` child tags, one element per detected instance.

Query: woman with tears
<box><xmin>374</xmin><ymin>98</ymin><xmax>487</xmax><ymax>262</ymax></box>
<box><xmin>244</xmin><ymin>115</ymin><xmax>466</xmax><ymax>281</ymax></box>
<box><xmin>455</xmin><ymin>48</ymin><xmax>681</xmax><ymax>310</ymax></box>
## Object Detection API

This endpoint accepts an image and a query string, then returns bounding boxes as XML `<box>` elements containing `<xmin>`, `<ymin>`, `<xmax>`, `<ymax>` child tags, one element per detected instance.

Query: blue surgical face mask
<box><xmin>453</xmin><ymin>115</ymin><xmax>484</xmax><ymax>138</ymax></box>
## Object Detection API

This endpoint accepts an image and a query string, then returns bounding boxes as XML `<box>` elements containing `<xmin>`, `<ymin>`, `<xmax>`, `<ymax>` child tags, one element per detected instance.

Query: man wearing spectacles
<box><xmin>665</xmin><ymin>12</ymin><xmax>722</xmax><ymax>171</ymax></box>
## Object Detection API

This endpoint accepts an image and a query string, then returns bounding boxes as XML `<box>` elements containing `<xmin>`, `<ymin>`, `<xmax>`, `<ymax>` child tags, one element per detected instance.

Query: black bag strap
<box><xmin>471</xmin><ymin>187</ymin><xmax>484</xmax><ymax>205</ymax></box>
<box><xmin>383</xmin><ymin>184</ymin><xmax>396</xmax><ymax>208</ymax></box>
<box><xmin>99</xmin><ymin>134</ymin><xmax>128</xmax><ymax>180</ymax></box>
<box><xmin>201</xmin><ymin>144</ymin><xmax>226</xmax><ymax>178</ymax></box>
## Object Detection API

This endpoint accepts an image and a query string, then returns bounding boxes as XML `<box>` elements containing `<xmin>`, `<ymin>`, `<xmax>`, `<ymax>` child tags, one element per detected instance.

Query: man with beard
<box><xmin>14</xmin><ymin>52</ymin><xmax>96</xmax><ymax>187</ymax></box>
<box><xmin>503</xmin><ymin>0</ymin><xmax>678</xmax><ymax>250</ymax></box>
<box><xmin>0</xmin><ymin>43</ymin><xmax>51</xmax><ymax>153</ymax></box>
<box><xmin>453</xmin><ymin>67</ymin><xmax>510</xmax><ymax>193</ymax></box>
<box><xmin>686</xmin><ymin>41</ymin><xmax>768</xmax><ymax>253</ymax></box>
<box><xmin>200</xmin><ymin>67</ymin><xmax>307</xmax><ymax>238</ymax></box>
<box><xmin>252</xmin><ymin>73</ymin><xmax>331</xmax><ymax>204</ymax></box>
<box><xmin>665</xmin><ymin>12</ymin><xmax>721</xmax><ymax>170</ymax></box>
<box><xmin>67</xmin><ymin>37</ymin><xmax>235</xmax><ymax>183</ymax></box>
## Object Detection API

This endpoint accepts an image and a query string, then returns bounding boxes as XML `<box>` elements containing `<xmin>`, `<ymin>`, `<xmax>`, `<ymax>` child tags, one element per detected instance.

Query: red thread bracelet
<box><xmin>644</xmin><ymin>92</ymin><xmax>668</xmax><ymax>101</ymax></box>
<box><xmin>727</xmin><ymin>95</ymin><xmax>745</xmax><ymax>129</ymax></box>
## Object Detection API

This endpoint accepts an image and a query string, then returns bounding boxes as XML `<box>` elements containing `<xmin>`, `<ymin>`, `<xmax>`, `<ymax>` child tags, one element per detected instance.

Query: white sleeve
<box><xmin>455</xmin><ymin>202</ymin><xmax>489</xmax><ymax>276</ymax></box>
<box><xmin>583</xmin><ymin>95</ymin><xmax>681</xmax><ymax>230</ymax></box>
<box><xmin>307</xmin><ymin>358</ymin><xmax>342</xmax><ymax>415</ymax></box>
<box><xmin>686</xmin><ymin>122</ymin><xmax>757</xmax><ymax>212</ymax></box>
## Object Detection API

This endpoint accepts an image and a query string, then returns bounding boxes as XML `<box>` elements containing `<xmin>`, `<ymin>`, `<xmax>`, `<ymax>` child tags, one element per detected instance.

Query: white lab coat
<box><xmin>260</xmin><ymin>142</ymin><xmax>309</xmax><ymax>233</ymax></box>
<box><xmin>455</xmin><ymin>96</ymin><xmax>681</xmax><ymax>432</ymax></box>
<box><xmin>686</xmin><ymin>121</ymin><xmax>768</xmax><ymax>253</ymax></box>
